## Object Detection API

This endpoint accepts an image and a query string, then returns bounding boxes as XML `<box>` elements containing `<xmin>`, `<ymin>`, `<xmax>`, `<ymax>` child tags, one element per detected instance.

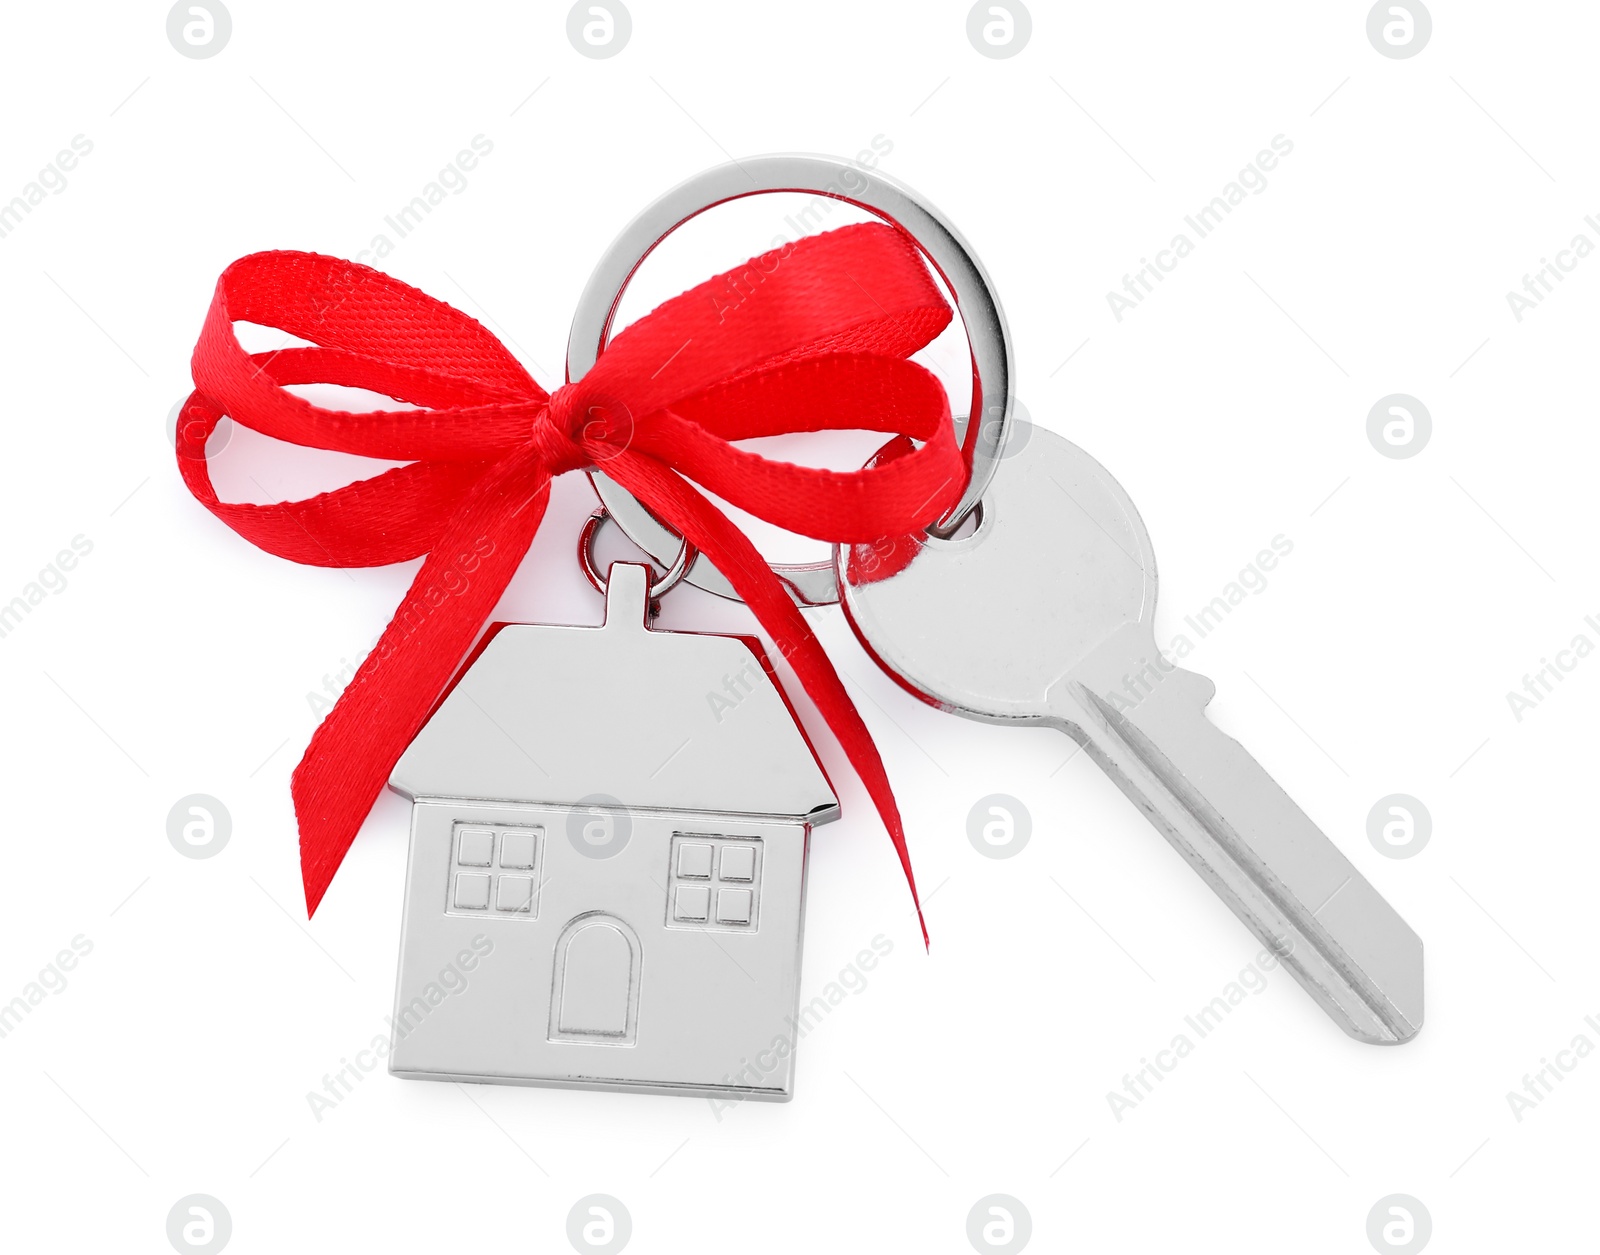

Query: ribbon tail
<box><xmin>292</xmin><ymin>447</ymin><xmax>555</xmax><ymax>916</ymax></box>
<box><xmin>602</xmin><ymin>451</ymin><xmax>929</xmax><ymax>949</ymax></box>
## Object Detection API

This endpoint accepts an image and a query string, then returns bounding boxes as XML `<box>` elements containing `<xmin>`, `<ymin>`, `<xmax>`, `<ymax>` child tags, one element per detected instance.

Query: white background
<box><xmin>1</xmin><ymin>2</ymin><xmax>1596</xmax><ymax>1251</ymax></box>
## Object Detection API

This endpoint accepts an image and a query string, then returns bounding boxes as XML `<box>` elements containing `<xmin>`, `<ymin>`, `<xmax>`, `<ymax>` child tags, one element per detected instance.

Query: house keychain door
<box><xmin>386</xmin><ymin>556</ymin><xmax>838</xmax><ymax>1099</ymax></box>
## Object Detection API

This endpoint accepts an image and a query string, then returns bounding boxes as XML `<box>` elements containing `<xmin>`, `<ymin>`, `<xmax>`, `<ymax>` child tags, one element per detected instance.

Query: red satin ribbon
<box><xmin>177</xmin><ymin>223</ymin><xmax>965</xmax><ymax>940</ymax></box>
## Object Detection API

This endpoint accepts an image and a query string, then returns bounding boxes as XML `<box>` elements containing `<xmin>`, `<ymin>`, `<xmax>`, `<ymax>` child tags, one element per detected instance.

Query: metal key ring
<box><xmin>566</xmin><ymin>153</ymin><xmax>1015</xmax><ymax>607</ymax></box>
<box><xmin>578</xmin><ymin>508</ymin><xmax>695</xmax><ymax>601</ymax></box>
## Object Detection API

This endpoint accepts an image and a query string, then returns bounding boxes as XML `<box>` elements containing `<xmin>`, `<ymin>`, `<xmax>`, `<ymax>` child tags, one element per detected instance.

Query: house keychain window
<box><xmin>446</xmin><ymin>823</ymin><xmax>544</xmax><ymax>918</ymax></box>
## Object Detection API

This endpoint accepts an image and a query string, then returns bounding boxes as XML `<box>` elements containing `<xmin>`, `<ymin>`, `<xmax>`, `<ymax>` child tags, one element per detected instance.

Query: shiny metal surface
<box><xmin>388</xmin><ymin>563</ymin><xmax>838</xmax><ymax>1098</ymax></box>
<box><xmin>837</xmin><ymin>428</ymin><xmax>1424</xmax><ymax>1044</ymax></box>
<box><xmin>568</xmin><ymin>153</ymin><xmax>1015</xmax><ymax>605</ymax></box>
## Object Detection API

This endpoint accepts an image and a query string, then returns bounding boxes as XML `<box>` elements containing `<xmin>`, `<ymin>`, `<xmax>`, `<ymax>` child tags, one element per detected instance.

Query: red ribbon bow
<box><xmin>178</xmin><ymin>223</ymin><xmax>966</xmax><ymax>938</ymax></box>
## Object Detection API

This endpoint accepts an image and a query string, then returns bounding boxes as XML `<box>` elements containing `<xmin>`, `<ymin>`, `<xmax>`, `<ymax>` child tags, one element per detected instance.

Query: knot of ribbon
<box><xmin>525</xmin><ymin>398</ymin><xmax>587</xmax><ymax>472</ymax></box>
<box><xmin>177</xmin><ymin>223</ymin><xmax>967</xmax><ymax>940</ymax></box>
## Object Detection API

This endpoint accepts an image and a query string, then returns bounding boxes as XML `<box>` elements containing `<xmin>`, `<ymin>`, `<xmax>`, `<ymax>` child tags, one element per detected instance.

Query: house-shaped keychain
<box><xmin>386</xmin><ymin>562</ymin><xmax>838</xmax><ymax>1100</ymax></box>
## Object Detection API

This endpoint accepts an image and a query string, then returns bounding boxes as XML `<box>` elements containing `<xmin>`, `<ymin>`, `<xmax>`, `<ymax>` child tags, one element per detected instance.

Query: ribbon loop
<box><xmin>181</xmin><ymin>223</ymin><xmax>963</xmax><ymax>941</ymax></box>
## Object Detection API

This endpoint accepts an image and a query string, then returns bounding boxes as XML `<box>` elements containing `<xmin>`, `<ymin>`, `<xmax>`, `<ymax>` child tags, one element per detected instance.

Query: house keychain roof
<box><xmin>392</xmin><ymin>564</ymin><xmax>838</xmax><ymax>822</ymax></box>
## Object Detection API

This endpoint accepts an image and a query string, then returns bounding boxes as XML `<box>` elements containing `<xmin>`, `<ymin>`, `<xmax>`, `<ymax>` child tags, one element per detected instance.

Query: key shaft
<box><xmin>1056</xmin><ymin>624</ymin><xmax>1422</xmax><ymax>1043</ymax></box>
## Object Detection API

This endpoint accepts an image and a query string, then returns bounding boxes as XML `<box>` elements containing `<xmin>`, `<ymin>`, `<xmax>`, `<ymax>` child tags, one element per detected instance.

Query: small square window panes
<box><xmin>719</xmin><ymin>844</ymin><xmax>755</xmax><ymax>882</ymax></box>
<box><xmin>499</xmin><ymin>831</ymin><xmax>537</xmax><ymax>869</ymax></box>
<box><xmin>674</xmin><ymin>885</ymin><xmax>710</xmax><ymax>922</ymax></box>
<box><xmin>454</xmin><ymin>873</ymin><xmax>491</xmax><ymax>910</ymax></box>
<box><xmin>677</xmin><ymin>843</ymin><xmax>713</xmax><ymax>879</ymax></box>
<box><xmin>457</xmin><ymin>828</ymin><xmax>494</xmax><ymax>867</ymax></box>
<box><xmin>716</xmin><ymin>888</ymin><xmax>753</xmax><ymax>924</ymax></box>
<box><xmin>496</xmin><ymin>876</ymin><xmax>534</xmax><ymax>912</ymax></box>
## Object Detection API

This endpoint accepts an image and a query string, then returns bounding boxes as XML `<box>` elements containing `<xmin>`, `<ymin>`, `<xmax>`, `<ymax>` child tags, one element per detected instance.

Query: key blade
<box><xmin>1059</xmin><ymin>629</ymin><xmax>1423</xmax><ymax>1044</ymax></box>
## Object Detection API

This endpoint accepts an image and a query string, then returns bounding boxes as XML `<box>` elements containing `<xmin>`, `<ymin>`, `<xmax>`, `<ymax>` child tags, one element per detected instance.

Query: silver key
<box><xmin>837</xmin><ymin>426</ymin><xmax>1423</xmax><ymax>1043</ymax></box>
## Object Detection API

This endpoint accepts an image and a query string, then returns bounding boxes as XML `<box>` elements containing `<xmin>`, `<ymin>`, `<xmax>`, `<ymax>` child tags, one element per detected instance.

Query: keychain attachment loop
<box><xmin>578</xmin><ymin>507</ymin><xmax>695</xmax><ymax>601</ymax></box>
